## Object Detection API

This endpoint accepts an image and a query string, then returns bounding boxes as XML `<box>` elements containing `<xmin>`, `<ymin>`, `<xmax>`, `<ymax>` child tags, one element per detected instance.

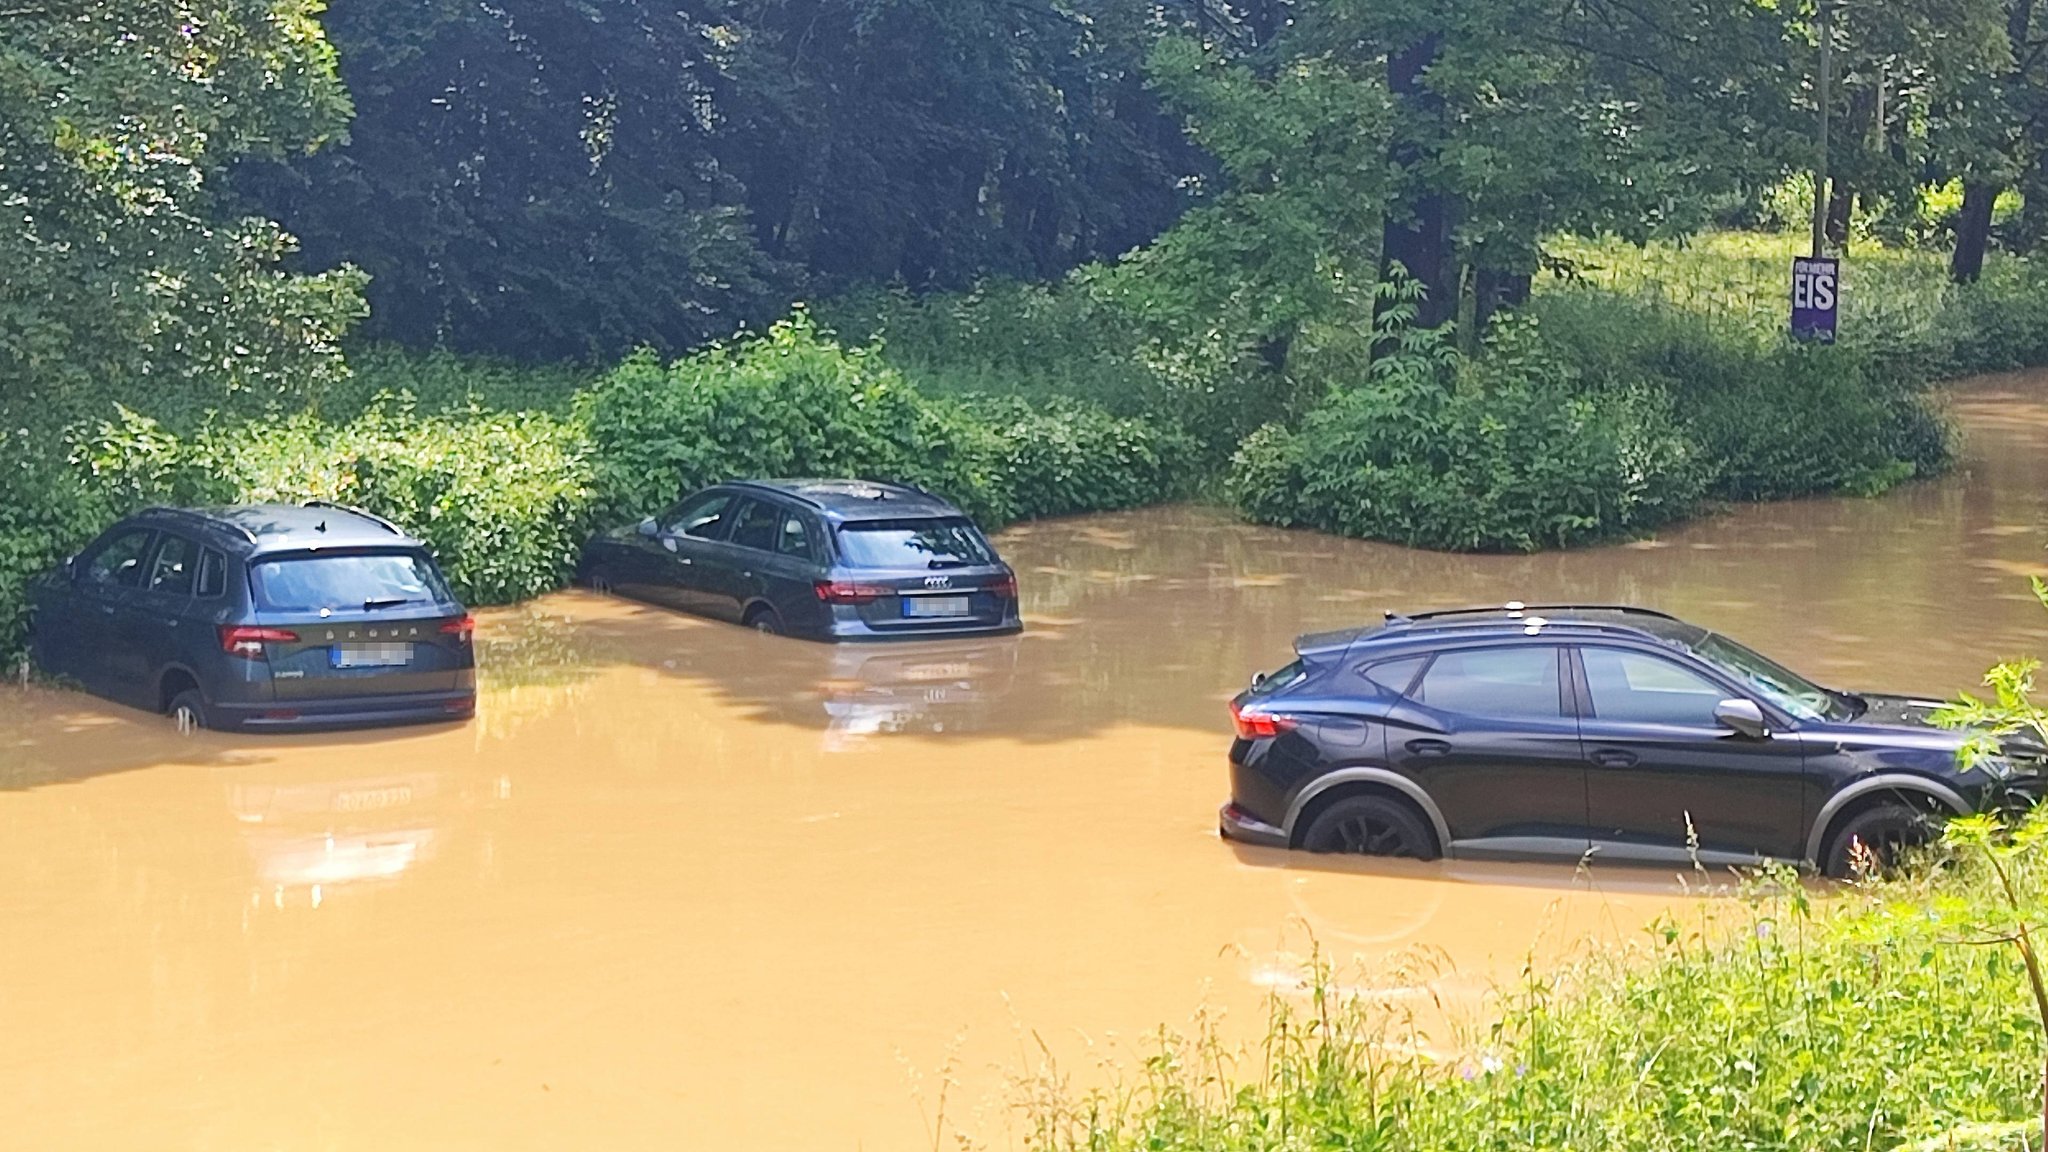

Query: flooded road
<box><xmin>5</xmin><ymin>374</ymin><xmax>2048</xmax><ymax>1150</ymax></box>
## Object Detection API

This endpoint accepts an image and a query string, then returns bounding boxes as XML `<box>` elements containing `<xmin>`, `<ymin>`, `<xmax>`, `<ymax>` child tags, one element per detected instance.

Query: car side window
<box><xmin>195</xmin><ymin>549</ymin><xmax>227</xmax><ymax>599</ymax></box>
<box><xmin>728</xmin><ymin>500</ymin><xmax>783</xmax><ymax>552</ymax></box>
<box><xmin>80</xmin><ymin>529</ymin><xmax>156</xmax><ymax>592</ymax></box>
<box><xmin>146</xmin><ymin>534</ymin><xmax>198</xmax><ymax>596</ymax></box>
<box><xmin>1581</xmin><ymin>647</ymin><xmax>1727</xmax><ymax>726</ymax></box>
<box><xmin>1414</xmin><ymin>647</ymin><xmax>1562</xmax><ymax>719</ymax></box>
<box><xmin>663</xmin><ymin>492</ymin><xmax>736</xmax><ymax>541</ymax></box>
<box><xmin>776</xmin><ymin>514</ymin><xmax>816</xmax><ymax>561</ymax></box>
<box><xmin>1362</xmin><ymin>656</ymin><xmax>1426</xmax><ymax>697</ymax></box>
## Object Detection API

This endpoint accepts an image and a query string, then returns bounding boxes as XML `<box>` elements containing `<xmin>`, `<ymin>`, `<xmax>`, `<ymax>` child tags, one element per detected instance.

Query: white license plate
<box><xmin>903</xmin><ymin>596</ymin><xmax>972</xmax><ymax>619</ymax></box>
<box><xmin>331</xmin><ymin>642</ymin><xmax>413</xmax><ymax>668</ymax></box>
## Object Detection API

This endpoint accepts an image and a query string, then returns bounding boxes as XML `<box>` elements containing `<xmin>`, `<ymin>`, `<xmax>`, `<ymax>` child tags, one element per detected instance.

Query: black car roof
<box><xmin>1302</xmin><ymin>604</ymin><xmax>1709</xmax><ymax>661</ymax></box>
<box><xmin>134</xmin><ymin>503</ymin><xmax>419</xmax><ymax>554</ymax></box>
<box><xmin>728</xmin><ymin>479</ymin><xmax>965</xmax><ymax>523</ymax></box>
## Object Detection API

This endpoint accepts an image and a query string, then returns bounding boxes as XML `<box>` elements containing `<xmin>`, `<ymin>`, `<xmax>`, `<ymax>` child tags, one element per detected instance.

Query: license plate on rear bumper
<box><xmin>902</xmin><ymin>596</ymin><xmax>972</xmax><ymax>619</ymax></box>
<box><xmin>331</xmin><ymin>643</ymin><xmax>413</xmax><ymax>668</ymax></box>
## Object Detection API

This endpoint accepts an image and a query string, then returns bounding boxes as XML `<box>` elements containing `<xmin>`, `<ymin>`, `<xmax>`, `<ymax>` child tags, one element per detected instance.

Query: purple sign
<box><xmin>1791</xmin><ymin>257</ymin><xmax>1839</xmax><ymax>343</ymax></box>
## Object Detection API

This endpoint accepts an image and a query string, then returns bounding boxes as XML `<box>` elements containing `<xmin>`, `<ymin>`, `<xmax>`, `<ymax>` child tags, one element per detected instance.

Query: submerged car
<box><xmin>577</xmin><ymin>480</ymin><xmax>1022</xmax><ymax>642</ymax></box>
<box><xmin>1219</xmin><ymin>604</ymin><xmax>2039</xmax><ymax>878</ymax></box>
<box><xmin>27</xmin><ymin>504</ymin><xmax>476</xmax><ymax>732</ymax></box>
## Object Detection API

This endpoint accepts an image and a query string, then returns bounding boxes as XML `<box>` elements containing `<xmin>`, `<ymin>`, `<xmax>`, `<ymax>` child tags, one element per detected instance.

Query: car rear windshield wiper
<box><xmin>363</xmin><ymin>597</ymin><xmax>419</xmax><ymax>611</ymax></box>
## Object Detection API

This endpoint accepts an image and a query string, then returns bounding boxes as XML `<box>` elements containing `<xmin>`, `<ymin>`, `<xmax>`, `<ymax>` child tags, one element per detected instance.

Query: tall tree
<box><xmin>724</xmin><ymin>0</ymin><xmax>1202</xmax><ymax>294</ymax></box>
<box><xmin>1942</xmin><ymin>0</ymin><xmax>2048</xmax><ymax>281</ymax></box>
<box><xmin>0</xmin><ymin>0</ymin><xmax>364</xmax><ymax>419</ymax></box>
<box><xmin>234</xmin><ymin>0</ymin><xmax>781</xmax><ymax>361</ymax></box>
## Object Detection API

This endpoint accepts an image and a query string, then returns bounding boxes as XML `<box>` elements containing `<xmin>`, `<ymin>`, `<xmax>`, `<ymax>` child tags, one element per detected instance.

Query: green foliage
<box><xmin>576</xmin><ymin>314</ymin><xmax>1012</xmax><ymax>524</ymax></box>
<box><xmin>962</xmin><ymin>396</ymin><xmax>1196</xmax><ymax>522</ymax></box>
<box><xmin>1230</xmin><ymin>307</ymin><xmax>1707</xmax><ymax>551</ymax></box>
<box><xmin>0</xmin><ymin>0</ymin><xmax>367</xmax><ymax>426</ymax></box>
<box><xmin>1023</xmin><ymin>832</ymin><xmax>2048</xmax><ymax>1152</ymax></box>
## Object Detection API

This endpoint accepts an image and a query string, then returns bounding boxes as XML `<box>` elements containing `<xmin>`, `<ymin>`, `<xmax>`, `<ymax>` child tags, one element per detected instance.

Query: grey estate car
<box><xmin>576</xmin><ymin>480</ymin><xmax>1022</xmax><ymax>641</ymax></box>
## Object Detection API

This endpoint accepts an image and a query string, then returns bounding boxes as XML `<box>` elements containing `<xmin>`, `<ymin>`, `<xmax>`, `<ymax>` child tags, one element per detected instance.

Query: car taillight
<box><xmin>815</xmin><ymin>580</ymin><xmax>890</xmax><ymax>605</ymax></box>
<box><xmin>440</xmin><ymin>615</ymin><xmax>476</xmax><ymax>639</ymax></box>
<box><xmin>220</xmin><ymin>625</ymin><xmax>297</xmax><ymax>659</ymax></box>
<box><xmin>1230</xmin><ymin>700</ymin><xmax>1297</xmax><ymax>740</ymax></box>
<box><xmin>987</xmin><ymin>574</ymin><xmax>1019</xmax><ymax>600</ymax></box>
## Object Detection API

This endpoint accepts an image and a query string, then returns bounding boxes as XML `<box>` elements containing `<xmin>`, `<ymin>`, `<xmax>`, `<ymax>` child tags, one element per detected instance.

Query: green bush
<box><xmin>963</xmin><ymin>395</ymin><xmax>1198</xmax><ymax>521</ymax></box>
<box><xmin>72</xmin><ymin>404</ymin><xmax>596</xmax><ymax>608</ymax></box>
<box><xmin>1230</xmin><ymin>319</ymin><xmax>1708</xmax><ymax>551</ymax></box>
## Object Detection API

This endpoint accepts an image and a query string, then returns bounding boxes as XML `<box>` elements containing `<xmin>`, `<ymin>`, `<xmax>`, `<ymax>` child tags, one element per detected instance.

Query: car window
<box><xmin>146</xmin><ymin>534</ymin><xmax>198</xmax><ymax>596</ymax></box>
<box><xmin>80</xmin><ymin>529</ymin><xmax>156</xmax><ymax>591</ymax></box>
<box><xmin>1363</xmin><ymin>656</ymin><xmax>1426</xmax><ymax>697</ymax></box>
<box><xmin>663</xmin><ymin>492</ymin><xmax>737</xmax><ymax>541</ymax></box>
<box><xmin>728</xmin><ymin>500</ymin><xmax>783</xmax><ymax>552</ymax></box>
<box><xmin>195</xmin><ymin>549</ymin><xmax>227</xmax><ymax>599</ymax></box>
<box><xmin>776</xmin><ymin>514</ymin><xmax>816</xmax><ymax>560</ymax></box>
<box><xmin>836</xmin><ymin>518</ymin><xmax>994</xmax><ymax>570</ymax></box>
<box><xmin>1414</xmin><ymin>647</ymin><xmax>1562</xmax><ymax>719</ymax></box>
<box><xmin>1581</xmin><ymin>647</ymin><xmax>1727</xmax><ymax>726</ymax></box>
<box><xmin>251</xmin><ymin>551</ymin><xmax>453</xmax><ymax>612</ymax></box>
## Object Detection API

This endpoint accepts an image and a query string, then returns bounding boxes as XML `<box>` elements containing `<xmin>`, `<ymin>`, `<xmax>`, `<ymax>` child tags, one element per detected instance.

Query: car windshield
<box><xmin>836</xmin><ymin>518</ymin><xmax>994</xmax><ymax>569</ymax></box>
<box><xmin>252</xmin><ymin>552</ymin><xmax>452</xmax><ymax>612</ymax></box>
<box><xmin>1689</xmin><ymin>632</ymin><xmax>1853</xmax><ymax>722</ymax></box>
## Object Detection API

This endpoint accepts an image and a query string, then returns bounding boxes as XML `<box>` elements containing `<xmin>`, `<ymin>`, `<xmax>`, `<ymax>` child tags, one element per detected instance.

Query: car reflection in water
<box><xmin>230</xmin><ymin>771</ymin><xmax>447</xmax><ymax>906</ymax></box>
<box><xmin>814</xmin><ymin>639</ymin><xmax>1020</xmax><ymax>750</ymax></box>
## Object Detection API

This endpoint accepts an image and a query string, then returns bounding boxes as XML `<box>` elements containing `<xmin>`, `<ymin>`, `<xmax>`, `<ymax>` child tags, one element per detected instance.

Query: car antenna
<box><xmin>315</xmin><ymin>519</ymin><xmax>327</xmax><ymax>533</ymax></box>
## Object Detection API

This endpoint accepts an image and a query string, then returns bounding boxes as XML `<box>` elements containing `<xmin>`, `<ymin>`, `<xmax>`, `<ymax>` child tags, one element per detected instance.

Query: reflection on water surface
<box><xmin>3</xmin><ymin>375</ymin><xmax>2048</xmax><ymax>1149</ymax></box>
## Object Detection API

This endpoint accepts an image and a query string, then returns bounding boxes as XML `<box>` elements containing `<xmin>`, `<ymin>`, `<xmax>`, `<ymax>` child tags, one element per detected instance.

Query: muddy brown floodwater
<box><xmin>6</xmin><ymin>375</ymin><xmax>2048</xmax><ymax>1150</ymax></box>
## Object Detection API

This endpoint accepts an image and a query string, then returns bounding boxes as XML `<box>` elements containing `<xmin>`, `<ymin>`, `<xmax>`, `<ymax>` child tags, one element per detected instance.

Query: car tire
<box><xmin>168</xmin><ymin>689</ymin><xmax>210</xmax><ymax>734</ymax></box>
<box><xmin>745</xmin><ymin>607</ymin><xmax>784</xmax><ymax>637</ymax></box>
<box><xmin>1821</xmin><ymin>802</ymin><xmax>1938</xmax><ymax>879</ymax></box>
<box><xmin>1300</xmin><ymin>794</ymin><xmax>1439</xmax><ymax>860</ymax></box>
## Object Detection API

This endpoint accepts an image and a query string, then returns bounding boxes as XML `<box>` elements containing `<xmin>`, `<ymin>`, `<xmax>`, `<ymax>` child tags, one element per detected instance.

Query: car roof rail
<box><xmin>302</xmin><ymin>500</ymin><xmax>404</xmax><ymax>535</ymax></box>
<box><xmin>138</xmin><ymin>505</ymin><xmax>257</xmax><ymax>544</ymax></box>
<box><xmin>1400</xmin><ymin>602</ymin><xmax>1683</xmax><ymax>624</ymax></box>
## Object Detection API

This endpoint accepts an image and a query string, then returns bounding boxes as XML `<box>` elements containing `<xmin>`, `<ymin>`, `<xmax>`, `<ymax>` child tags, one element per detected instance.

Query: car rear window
<box><xmin>251</xmin><ymin>551</ymin><xmax>453</xmax><ymax>612</ymax></box>
<box><xmin>836</xmin><ymin>518</ymin><xmax>994</xmax><ymax>570</ymax></box>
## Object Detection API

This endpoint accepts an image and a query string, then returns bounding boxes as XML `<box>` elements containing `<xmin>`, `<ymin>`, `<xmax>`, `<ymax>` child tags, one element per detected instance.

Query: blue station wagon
<box><xmin>577</xmin><ymin>480</ymin><xmax>1022</xmax><ymax>642</ymax></box>
<box><xmin>27</xmin><ymin>504</ymin><xmax>477</xmax><ymax>732</ymax></box>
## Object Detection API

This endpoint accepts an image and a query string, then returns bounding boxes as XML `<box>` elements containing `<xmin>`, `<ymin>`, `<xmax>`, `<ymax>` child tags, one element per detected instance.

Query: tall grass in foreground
<box><xmin>1019</xmin><ymin>839</ymin><xmax>2048</xmax><ymax>1152</ymax></box>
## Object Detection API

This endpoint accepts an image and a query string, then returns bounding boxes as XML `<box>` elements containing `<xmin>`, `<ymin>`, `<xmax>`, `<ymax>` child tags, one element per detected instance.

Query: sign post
<box><xmin>1791</xmin><ymin>256</ymin><xmax>1838</xmax><ymax>343</ymax></box>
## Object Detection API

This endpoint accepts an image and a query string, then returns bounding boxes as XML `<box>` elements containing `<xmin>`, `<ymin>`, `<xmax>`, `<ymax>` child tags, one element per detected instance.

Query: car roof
<box><xmin>132</xmin><ymin>503</ymin><xmax>420</xmax><ymax>555</ymax></box>
<box><xmin>1301</xmin><ymin>604</ymin><xmax>1709</xmax><ymax>661</ymax></box>
<box><xmin>727</xmin><ymin>479</ymin><xmax>965</xmax><ymax>522</ymax></box>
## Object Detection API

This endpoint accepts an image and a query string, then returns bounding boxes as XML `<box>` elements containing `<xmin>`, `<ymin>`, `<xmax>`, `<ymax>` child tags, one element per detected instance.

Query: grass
<box><xmin>1018</xmin><ymin>830</ymin><xmax>2048</xmax><ymax>1152</ymax></box>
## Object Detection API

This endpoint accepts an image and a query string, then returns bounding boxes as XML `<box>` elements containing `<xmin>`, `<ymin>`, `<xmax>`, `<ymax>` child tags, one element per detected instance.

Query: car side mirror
<box><xmin>1715</xmin><ymin>698</ymin><xmax>1769</xmax><ymax>739</ymax></box>
<box><xmin>60</xmin><ymin>556</ymin><xmax>77</xmax><ymax>582</ymax></box>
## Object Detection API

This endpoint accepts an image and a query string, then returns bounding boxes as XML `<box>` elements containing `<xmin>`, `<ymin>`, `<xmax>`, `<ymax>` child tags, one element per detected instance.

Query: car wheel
<box><xmin>168</xmin><ymin>689</ymin><xmax>209</xmax><ymax>734</ymax></box>
<box><xmin>1822</xmin><ymin>802</ymin><xmax>1939</xmax><ymax>879</ymax></box>
<box><xmin>745</xmin><ymin>607</ymin><xmax>784</xmax><ymax>636</ymax></box>
<box><xmin>1300</xmin><ymin>794</ymin><xmax>1439</xmax><ymax>860</ymax></box>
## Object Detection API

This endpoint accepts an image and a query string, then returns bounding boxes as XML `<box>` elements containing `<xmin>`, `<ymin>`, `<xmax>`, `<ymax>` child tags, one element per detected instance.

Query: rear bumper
<box><xmin>1218</xmin><ymin>801</ymin><xmax>1289</xmax><ymax>849</ymax></box>
<box><xmin>211</xmin><ymin>689</ymin><xmax>476</xmax><ymax>733</ymax></box>
<box><xmin>819</xmin><ymin>619</ymin><xmax>1024</xmax><ymax>643</ymax></box>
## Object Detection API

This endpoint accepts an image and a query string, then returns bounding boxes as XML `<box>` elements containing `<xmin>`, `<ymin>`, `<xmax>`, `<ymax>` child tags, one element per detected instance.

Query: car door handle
<box><xmin>677</xmin><ymin>557</ymin><xmax>692</xmax><ymax>566</ymax></box>
<box><xmin>93</xmin><ymin>603</ymin><xmax>116</xmax><ymax>617</ymax></box>
<box><xmin>1405</xmin><ymin>738</ymin><xmax>1453</xmax><ymax>757</ymax></box>
<box><xmin>1592</xmin><ymin>749</ymin><xmax>1639</xmax><ymax>768</ymax></box>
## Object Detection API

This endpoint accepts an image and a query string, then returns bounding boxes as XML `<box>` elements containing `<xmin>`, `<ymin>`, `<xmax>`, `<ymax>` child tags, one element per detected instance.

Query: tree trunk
<box><xmin>1474</xmin><ymin>267</ymin><xmax>1532</xmax><ymax>333</ymax></box>
<box><xmin>1378</xmin><ymin>33</ymin><xmax>1456</xmax><ymax>337</ymax></box>
<box><xmin>1952</xmin><ymin>179</ymin><xmax>2000</xmax><ymax>284</ymax></box>
<box><xmin>1826</xmin><ymin>179</ymin><xmax>1854</xmax><ymax>250</ymax></box>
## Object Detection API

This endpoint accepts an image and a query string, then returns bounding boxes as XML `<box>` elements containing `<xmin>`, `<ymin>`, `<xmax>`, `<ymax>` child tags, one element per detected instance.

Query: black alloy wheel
<box><xmin>1822</xmin><ymin>802</ymin><xmax>1938</xmax><ymax>879</ymax></box>
<box><xmin>1300</xmin><ymin>795</ymin><xmax>1438</xmax><ymax>859</ymax></box>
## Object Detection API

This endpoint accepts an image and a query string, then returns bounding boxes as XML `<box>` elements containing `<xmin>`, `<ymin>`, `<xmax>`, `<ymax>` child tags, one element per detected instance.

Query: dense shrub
<box><xmin>1230</xmin><ymin>321</ymin><xmax>1707</xmax><ymax>551</ymax></box>
<box><xmin>963</xmin><ymin>396</ymin><xmax>1198</xmax><ymax>521</ymax></box>
<box><xmin>1529</xmin><ymin>290</ymin><xmax>1952</xmax><ymax>500</ymax></box>
<box><xmin>74</xmin><ymin>404</ymin><xmax>596</xmax><ymax>607</ymax></box>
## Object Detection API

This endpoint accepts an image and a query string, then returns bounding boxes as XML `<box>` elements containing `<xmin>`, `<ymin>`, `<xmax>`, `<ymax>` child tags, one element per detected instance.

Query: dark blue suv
<box><xmin>27</xmin><ymin>504</ymin><xmax>476</xmax><ymax>732</ymax></box>
<box><xmin>577</xmin><ymin>479</ymin><xmax>1022</xmax><ymax>641</ymax></box>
